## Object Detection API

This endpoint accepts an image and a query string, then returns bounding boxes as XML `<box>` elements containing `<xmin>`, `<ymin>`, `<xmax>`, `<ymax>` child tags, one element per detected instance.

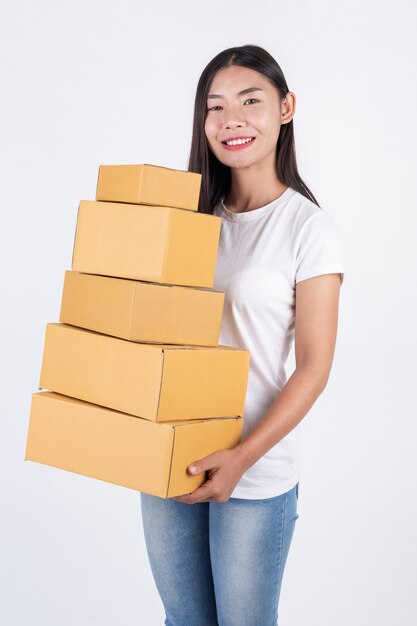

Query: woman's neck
<box><xmin>223</xmin><ymin>163</ymin><xmax>288</xmax><ymax>213</ymax></box>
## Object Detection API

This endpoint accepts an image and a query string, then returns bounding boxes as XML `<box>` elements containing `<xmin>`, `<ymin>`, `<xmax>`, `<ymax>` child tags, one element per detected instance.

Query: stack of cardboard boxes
<box><xmin>25</xmin><ymin>164</ymin><xmax>250</xmax><ymax>498</ymax></box>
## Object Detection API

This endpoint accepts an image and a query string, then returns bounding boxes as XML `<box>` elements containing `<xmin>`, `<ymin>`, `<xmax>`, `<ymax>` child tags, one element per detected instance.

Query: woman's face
<box><xmin>204</xmin><ymin>65</ymin><xmax>293</xmax><ymax>170</ymax></box>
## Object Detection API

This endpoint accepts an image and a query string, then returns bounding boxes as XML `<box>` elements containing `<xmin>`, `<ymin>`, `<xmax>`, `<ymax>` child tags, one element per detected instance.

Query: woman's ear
<box><xmin>281</xmin><ymin>92</ymin><xmax>296</xmax><ymax>124</ymax></box>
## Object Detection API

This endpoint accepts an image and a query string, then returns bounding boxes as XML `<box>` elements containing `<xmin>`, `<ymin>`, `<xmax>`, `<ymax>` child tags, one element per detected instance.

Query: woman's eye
<box><xmin>207</xmin><ymin>98</ymin><xmax>259</xmax><ymax>112</ymax></box>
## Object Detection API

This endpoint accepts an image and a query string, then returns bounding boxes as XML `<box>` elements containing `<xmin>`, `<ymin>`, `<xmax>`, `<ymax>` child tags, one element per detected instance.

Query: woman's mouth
<box><xmin>221</xmin><ymin>137</ymin><xmax>256</xmax><ymax>151</ymax></box>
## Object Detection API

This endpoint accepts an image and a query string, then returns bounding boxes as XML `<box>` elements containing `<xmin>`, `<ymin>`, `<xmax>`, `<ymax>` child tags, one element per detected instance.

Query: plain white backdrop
<box><xmin>1</xmin><ymin>1</ymin><xmax>416</xmax><ymax>624</ymax></box>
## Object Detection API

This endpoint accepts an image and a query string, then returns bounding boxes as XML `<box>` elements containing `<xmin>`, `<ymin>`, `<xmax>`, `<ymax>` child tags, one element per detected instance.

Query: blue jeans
<box><xmin>140</xmin><ymin>483</ymin><xmax>299</xmax><ymax>626</ymax></box>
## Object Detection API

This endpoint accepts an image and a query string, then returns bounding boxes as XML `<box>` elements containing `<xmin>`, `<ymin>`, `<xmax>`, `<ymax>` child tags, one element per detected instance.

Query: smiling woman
<box><xmin>139</xmin><ymin>44</ymin><xmax>346</xmax><ymax>626</ymax></box>
<box><xmin>205</xmin><ymin>69</ymin><xmax>290</xmax><ymax>185</ymax></box>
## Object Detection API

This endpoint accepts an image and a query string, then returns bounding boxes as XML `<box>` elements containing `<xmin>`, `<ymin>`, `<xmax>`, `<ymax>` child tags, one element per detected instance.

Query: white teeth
<box><xmin>225</xmin><ymin>137</ymin><xmax>254</xmax><ymax>146</ymax></box>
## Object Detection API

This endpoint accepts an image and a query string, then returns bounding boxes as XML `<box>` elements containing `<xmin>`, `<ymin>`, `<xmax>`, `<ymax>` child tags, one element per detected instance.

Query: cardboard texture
<box><xmin>39</xmin><ymin>323</ymin><xmax>250</xmax><ymax>422</ymax></box>
<box><xmin>59</xmin><ymin>270</ymin><xmax>225</xmax><ymax>347</ymax></box>
<box><xmin>95</xmin><ymin>164</ymin><xmax>201</xmax><ymax>212</ymax></box>
<box><xmin>71</xmin><ymin>200</ymin><xmax>221</xmax><ymax>288</ymax></box>
<box><xmin>26</xmin><ymin>392</ymin><xmax>243</xmax><ymax>498</ymax></box>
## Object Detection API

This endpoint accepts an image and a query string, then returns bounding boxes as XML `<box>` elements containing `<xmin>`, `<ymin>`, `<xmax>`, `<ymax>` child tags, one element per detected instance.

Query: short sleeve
<box><xmin>294</xmin><ymin>210</ymin><xmax>345</xmax><ymax>285</ymax></box>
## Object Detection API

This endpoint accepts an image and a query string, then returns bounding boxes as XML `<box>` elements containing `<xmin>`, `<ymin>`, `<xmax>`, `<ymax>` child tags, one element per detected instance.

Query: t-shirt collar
<box><xmin>215</xmin><ymin>187</ymin><xmax>295</xmax><ymax>222</ymax></box>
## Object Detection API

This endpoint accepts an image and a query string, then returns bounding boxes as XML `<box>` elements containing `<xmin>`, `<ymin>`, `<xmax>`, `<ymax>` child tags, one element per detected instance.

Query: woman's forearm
<box><xmin>235</xmin><ymin>366</ymin><xmax>329</xmax><ymax>472</ymax></box>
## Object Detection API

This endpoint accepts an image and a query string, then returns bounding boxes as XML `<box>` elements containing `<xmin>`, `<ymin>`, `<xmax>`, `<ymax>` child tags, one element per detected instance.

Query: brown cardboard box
<box><xmin>39</xmin><ymin>323</ymin><xmax>250</xmax><ymax>422</ymax></box>
<box><xmin>59</xmin><ymin>270</ymin><xmax>225</xmax><ymax>347</ymax></box>
<box><xmin>25</xmin><ymin>392</ymin><xmax>243</xmax><ymax>498</ymax></box>
<box><xmin>71</xmin><ymin>200</ymin><xmax>221</xmax><ymax>288</ymax></box>
<box><xmin>95</xmin><ymin>164</ymin><xmax>201</xmax><ymax>212</ymax></box>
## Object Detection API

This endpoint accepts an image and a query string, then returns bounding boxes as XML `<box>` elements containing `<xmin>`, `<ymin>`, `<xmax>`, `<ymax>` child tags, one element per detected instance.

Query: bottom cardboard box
<box><xmin>25</xmin><ymin>391</ymin><xmax>243</xmax><ymax>498</ymax></box>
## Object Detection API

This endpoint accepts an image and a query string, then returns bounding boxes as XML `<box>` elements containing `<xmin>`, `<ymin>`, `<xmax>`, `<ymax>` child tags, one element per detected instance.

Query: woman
<box><xmin>140</xmin><ymin>44</ymin><xmax>345</xmax><ymax>626</ymax></box>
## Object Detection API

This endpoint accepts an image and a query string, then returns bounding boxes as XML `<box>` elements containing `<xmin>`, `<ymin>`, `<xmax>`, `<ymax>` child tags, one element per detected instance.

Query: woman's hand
<box><xmin>173</xmin><ymin>445</ymin><xmax>247</xmax><ymax>504</ymax></box>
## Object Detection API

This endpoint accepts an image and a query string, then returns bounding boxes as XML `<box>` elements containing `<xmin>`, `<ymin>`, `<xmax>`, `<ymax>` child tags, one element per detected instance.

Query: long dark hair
<box><xmin>188</xmin><ymin>44</ymin><xmax>321</xmax><ymax>213</ymax></box>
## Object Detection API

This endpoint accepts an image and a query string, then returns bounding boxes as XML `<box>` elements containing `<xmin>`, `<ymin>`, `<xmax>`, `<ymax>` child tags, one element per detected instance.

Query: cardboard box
<box><xmin>59</xmin><ymin>270</ymin><xmax>225</xmax><ymax>347</ymax></box>
<box><xmin>95</xmin><ymin>164</ymin><xmax>201</xmax><ymax>212</ymax></box>
<box><xmin>71</xmin><ymin>200</ymin><xmax>221</xmax><ymax>288</ymax></box>
<box><xmin>25</xmin><ymin>392</ymin><xmax>243</xmax><ymax>498</ymax></box>
<box><xmin>39</xmin><ymin>323</ymin><xmax>250</xmax><ymax>422</ymax></box>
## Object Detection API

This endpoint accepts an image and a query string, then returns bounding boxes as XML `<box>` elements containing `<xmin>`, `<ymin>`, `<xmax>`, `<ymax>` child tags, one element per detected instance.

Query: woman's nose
<box><xmin>225</xmin><ymin>120</ymin><xmax>244</xmax><ymax>129</ymax></box>
<box><xmin>223</xmin><ymin>107</ymin><xmax>246</xmax><ymax>129</ymax></box>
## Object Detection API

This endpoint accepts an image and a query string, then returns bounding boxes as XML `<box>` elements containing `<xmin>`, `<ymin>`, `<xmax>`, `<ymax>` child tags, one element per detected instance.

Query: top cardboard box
<box><xmin>95</xmin><ymin>164</ymin><xmax>202</xmax><ymax>212</ymax></box>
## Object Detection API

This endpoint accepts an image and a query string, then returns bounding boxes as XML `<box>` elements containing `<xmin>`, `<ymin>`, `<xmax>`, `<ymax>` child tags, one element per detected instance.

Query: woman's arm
<box><xmin>174</xmin><ymin>272</ymin><xmax>342</xmax><ymax>503</ymax></box>
<box><xmin>236</xmin><ymin>272</ymin><xmax>342</xmax><ymax>472</ymax></box>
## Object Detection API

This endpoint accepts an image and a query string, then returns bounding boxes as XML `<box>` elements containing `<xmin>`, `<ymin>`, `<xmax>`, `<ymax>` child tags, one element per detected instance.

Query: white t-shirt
<box><xmin>212</xmin><ymin>186</ymin><xmax>345</xmax><ymax>499</ymax></box>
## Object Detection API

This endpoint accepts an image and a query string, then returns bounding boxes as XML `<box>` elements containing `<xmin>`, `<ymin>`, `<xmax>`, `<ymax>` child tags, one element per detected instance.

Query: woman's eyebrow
<box><xmin>207</xmin><ymin>87</ymin><xmax>264</xmax><ymax>100</ymax></box>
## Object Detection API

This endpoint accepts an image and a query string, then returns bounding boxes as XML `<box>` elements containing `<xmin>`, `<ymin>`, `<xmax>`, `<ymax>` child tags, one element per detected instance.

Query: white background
<box><xmin>1</xmin><ymin>1</ymin><xmax>416</xmax><ymax>624</ymax></box>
